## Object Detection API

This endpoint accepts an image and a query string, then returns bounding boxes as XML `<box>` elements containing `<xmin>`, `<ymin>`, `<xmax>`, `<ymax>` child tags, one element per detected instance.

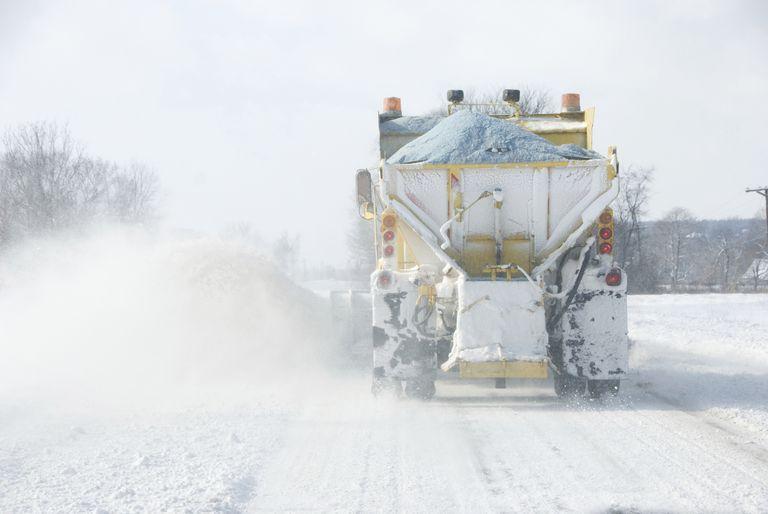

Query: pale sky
<box><xmin>1</xmin><ymin>0</ymin><xmax>767</xmax><ymax>265</ymax></box>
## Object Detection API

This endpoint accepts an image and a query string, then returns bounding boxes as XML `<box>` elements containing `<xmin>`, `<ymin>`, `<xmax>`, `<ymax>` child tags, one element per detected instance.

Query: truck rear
<box><xmin>356</xmin><ymin>90</ymin><xmax>628</xmax><ymax>399</ymax></box>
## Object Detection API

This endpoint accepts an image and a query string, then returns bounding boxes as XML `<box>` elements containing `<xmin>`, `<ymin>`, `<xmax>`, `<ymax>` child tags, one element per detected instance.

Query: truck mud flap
<box><xmin>372</xmin><ymin>283</ymin><xmax>437</xmax><ymax>380</ymax></box>
<box><xmin>559</xmin><ymin>273</ymin><xmax>629</xmax><ymax>380</ymax></box>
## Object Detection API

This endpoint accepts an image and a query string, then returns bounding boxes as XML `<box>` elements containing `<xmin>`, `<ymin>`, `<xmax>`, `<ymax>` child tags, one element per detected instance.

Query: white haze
<box><xmin>0</xmin><ymin>227</ymin><xmax>336</xmax><ymax>406</ymax></box>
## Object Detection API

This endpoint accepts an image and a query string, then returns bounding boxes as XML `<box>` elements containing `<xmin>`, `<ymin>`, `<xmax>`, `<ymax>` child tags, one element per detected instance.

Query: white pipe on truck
<box><xmin>493</xmin><ymin>188</ymin><xmax>503</xmax><ymax>265</ymax></box>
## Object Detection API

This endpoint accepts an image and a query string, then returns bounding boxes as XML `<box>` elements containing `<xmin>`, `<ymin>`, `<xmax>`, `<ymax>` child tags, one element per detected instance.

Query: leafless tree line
<box><xmin>616</xmin><ymin>167</ymin><xmax>768</xmax><ymax>293</ymax></box>
<box><xmin>0</xmin><ymin>122</ymin><xmax>159</xmax><ymax>245</ymax></box>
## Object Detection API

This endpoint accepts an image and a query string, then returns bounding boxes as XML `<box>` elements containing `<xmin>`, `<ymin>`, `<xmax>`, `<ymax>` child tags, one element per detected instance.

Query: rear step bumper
<box><xmin>458</xmin><ymin>359</ymin><xmax>549</xmax><ymax>379</ymax></box>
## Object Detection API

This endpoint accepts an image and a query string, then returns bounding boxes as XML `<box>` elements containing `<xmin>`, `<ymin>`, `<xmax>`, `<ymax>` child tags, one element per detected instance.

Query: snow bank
<box><xmin>0</xmin><ymin>227</ymin><xmax>333</xmax><ymax>398</ymax></box>
<box><xmin>387</xmin><ymin>110</ymin><xmax>602</xmax><ymax>165</ymax></box>
<box><xmin>629</xmin><ymin>294</ymin><xmax>768</xmax><ymax>362</ymax></box>
<box><xmin>628</xmin><ymin>293</ymin><xmax>768</xmax><ymax>441</ymax></box>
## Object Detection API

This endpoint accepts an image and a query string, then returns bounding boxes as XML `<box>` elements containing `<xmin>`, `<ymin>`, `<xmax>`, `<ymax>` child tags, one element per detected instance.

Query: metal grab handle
<box><xmin>439</xmin><ymin>190</ymin><xmax>492</xmax><ymax>250</ymax></box>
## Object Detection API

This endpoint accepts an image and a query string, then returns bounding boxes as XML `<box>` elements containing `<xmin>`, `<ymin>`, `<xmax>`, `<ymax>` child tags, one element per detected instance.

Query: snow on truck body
<box><xmin>358</xmin><ymin>91</ymin><xmax>628</xmax><ymax>398</ymax></box>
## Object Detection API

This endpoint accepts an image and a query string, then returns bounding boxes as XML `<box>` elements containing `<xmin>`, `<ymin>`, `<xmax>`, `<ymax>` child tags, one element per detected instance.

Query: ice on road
<box><xmin>2</xmin><ymin>292</ymin><xmax>768</xmax><ymax>512</ymax></box>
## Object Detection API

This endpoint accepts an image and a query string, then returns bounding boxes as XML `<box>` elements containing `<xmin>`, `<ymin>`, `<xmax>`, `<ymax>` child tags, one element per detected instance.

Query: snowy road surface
<box><xmin>2</xmin><ymin>294</ymin><xmax>768</xmax><ymax>512</ymax></box>
<box><xmin>248</xmin><ymin>379</ymin><xmax>768</xmax><ymax>513</ymax></box>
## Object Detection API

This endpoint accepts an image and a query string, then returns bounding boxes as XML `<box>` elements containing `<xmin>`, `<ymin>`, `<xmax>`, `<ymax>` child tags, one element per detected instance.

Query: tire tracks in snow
<box><xmin>246</xmin><ymin>386</ymin><xmax>491</xmax><ymax>512</ymax></box>
<box><xmin>242</xmin><ymin>377</ymin><xmax>768</xmax><ymax>512</ymax></box>
<box><xmin>621</xmin><ymin>390</ymin><xmax>768</xmax><ymax>502</ymax></box>
<box><xmin>451</xmin><ymin>405</ymin><xmax>541</xmax><ymax>512</ymax></box>
<box><xmin>641</xmin><ymin>387</ymin><xmax>768</xmax><ymax>466</ymax></box>
<box><xmin>430</xmin><ymin>380</ymin><xmax>768</xmax><ymax>512</ymax></box>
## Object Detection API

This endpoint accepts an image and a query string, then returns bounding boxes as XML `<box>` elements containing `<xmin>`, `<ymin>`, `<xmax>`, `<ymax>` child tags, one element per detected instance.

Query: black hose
<box><xmin>439</xmin><ymin>307</ymin><xmax>456</xmax><ymax>334</ymax></box>
<box><xmin>547</xmin><ymin>249</ymin><xmax>591</xmax><ymax>333</ymax></box>
<box><xmin>412</xmin><ymin>295</ymin><xmax>436</xmax><ymax>337</ymax></box>
<box><xmin>553</xmin><ymin>248</ymin><xmax>571</xmax><ymax>292</ymax></box>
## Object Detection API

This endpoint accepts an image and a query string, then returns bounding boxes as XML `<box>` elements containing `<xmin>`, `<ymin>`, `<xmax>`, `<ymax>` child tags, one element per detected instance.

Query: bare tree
<box><xmin>272</xmin><ymin>232</ymin><xmax>302</xmax><ymax>278</ymax></box>
<box><xmin>709</xmin><ymin>226</ymin><xmax>744</xmax><ymax>291</ymax></box>
<box><xmin>655</xmin><ymin>207</ymin><xmax>696</xmax><ymax>291</ymax></box>
<box><xmin>518</xmin><ymin>88</ymin><xmax>555</xmax><ymax>116</ymax></box>
<box><xmin>107</xmin><ymin>161</ymin><xmax>159</xmax><ymax>223</ymax></box>
<box><xmin>615</xmin><ymin>166</ymin><xmax>653</xmax><ymax>261</ymax></box>
<box><xmin>0</xmin><ymin>122</ymin><xmax>160</xmax><ymax>244</ymax></box>
<box><xmin>614</xmin><ymin>166</ymin><xmax>655</xmax><ymax>292</ymax></box>
<box><xmin>0</xmin><ymin>121</ymin><xmax>89</xmax><ymax>236</ymax></box>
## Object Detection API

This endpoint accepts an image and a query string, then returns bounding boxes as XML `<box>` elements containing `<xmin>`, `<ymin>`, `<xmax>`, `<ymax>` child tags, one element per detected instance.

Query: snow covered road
<box><xmin>2</xmin><ymin>294</ymin><xmax>768</xmax><ymax>512</ymax></box>
<box><xmin>248</xmin><ymin>377</ymin><xmax>768</xmax><ymax>513</ymax></box>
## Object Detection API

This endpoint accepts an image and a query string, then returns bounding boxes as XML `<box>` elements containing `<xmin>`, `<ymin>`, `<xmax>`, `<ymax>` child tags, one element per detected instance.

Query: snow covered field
<box><xmin>1</xmin><ymin>238</ymin><xmax>767</xmax><ymax>512</ymax></box>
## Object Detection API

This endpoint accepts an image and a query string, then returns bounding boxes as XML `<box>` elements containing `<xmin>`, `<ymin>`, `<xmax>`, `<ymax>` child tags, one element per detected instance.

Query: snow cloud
<box><xmin>0</xmin><ymin>227</ymin><xmax>333</xmax><ymax>402</ymax></box>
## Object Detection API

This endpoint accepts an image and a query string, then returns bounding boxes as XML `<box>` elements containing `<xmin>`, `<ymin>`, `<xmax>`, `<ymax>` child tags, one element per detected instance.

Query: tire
<box><xmin>371</xmin><ymin>376</ymin><xmax>402</xmax><ymax>398</ymax></box>
<box><xmin>554</xmin><ymin>372</ymin><xmax>586</xmax><ymax>398</ymax></box>
<box><xmin>371</xmin><ymin>376</ymin><xmax>385</xmax><ymax>397</ymax></box>
<box><xmin>587</xmin><ymin>379</ymin><xmax>620</xmax><ymax>399</ymax></box>
<box><xmin>404</xmin><ymin>376</ymin><xmax>436</xmax><ymax>400</ymax></box>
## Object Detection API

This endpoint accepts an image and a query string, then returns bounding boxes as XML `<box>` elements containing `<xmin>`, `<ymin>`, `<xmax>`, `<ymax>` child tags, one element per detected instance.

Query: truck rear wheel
<box><xmin>587</xmin><ymin>379</ymin><xmax>620</xmax><ymax>399</ymax></box>
<box><xmin>371</xmin><ymin>375</ymin><xmax>402</xmax><ymax>398</ymax></box>
<box><xmin>404</xmin><ymin>377</ymin><xmax>436</xmax><ymax>400</ymax></box>
<box><xmin>554</xmin><ymin>372</ymin><xmax>586</xmax><ymax>398</ymax></box>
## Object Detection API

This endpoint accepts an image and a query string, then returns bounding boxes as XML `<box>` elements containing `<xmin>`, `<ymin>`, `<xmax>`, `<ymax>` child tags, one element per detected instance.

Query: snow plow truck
<box><xmin>355</xmin><ymin>90</ymin><xmax>627</xmax><ymax>400</ymax></box>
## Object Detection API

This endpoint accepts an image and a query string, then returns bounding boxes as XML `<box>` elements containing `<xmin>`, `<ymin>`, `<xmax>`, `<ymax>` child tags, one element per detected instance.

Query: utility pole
<box><xmin>746</xmin><ymin>186</ymin><xmax>768</xmax><ymax>248</ymax></box>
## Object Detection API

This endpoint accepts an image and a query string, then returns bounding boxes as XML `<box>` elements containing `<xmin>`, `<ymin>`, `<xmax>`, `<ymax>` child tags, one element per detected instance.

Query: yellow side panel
<box><xmin>584</xmin><ymin>107</ymin><xmax>595</xmax><ymax>150</ymax></box>
<box><xmin>459</xmin><ymin>238</ymin><xmax>533</xmax><ymax>277</ymax></box>
<box><xmin>538</xmin><ymin>132</ymin><xmax>587</xmax><ymax>148</ymax></box>
<box><xmin>459</xmin><ymin>360</ymin><xmax>549</xmax><ymax>379</ymax></box>
<box><xmin>460</xmin><ymin>240</ymin><xmax>496</xmax><ymax>276</ymax></box>
<box><xmin>502</xmin><ymin>239</ymin><xmax>532</xmax><ymax>272</ymax></box>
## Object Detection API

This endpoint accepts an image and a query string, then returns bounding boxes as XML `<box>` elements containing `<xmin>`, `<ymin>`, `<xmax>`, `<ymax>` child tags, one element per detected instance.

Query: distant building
<box><xmin>741</xmin><ymin>257</ymin><xmax>768</xmax><ymax>289</ymax></box>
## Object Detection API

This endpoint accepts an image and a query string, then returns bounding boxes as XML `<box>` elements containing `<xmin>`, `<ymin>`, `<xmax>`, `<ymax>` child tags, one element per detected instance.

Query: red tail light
<box><xmin>377</xmin><ymin>271</ymin><xmax>392</xmax><ymax>289</ymax></box>
<box><xmin>383</xmin><ymin>230</ymin><xmax>395</xmax><ymax>242</ymax></box>
<box><xmin>606</xmin><ymin>268</ymin><xmax>622</xmax><ymax>286</ymax></box>
<box><xmin>383</xmin><ymin>245</ymin><xmax>394</xmax><ymax>257</ymax></box>
<box><xmin>597</xmin><ymin>209</ymin><xmax>614</xmax><ymax>255</ymax></box>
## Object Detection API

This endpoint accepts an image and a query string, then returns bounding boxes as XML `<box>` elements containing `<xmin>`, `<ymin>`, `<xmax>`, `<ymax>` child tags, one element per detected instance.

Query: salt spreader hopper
<box><xmin>355</xmin><ymin>90</ymin><xmax>628</xmax><ymax>399</ymax></box>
